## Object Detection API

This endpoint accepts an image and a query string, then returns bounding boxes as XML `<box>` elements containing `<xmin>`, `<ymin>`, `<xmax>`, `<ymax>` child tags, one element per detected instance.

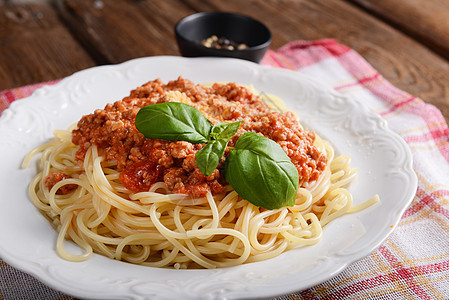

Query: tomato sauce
<box><xmin>71</xmin><ymin>77</ymin><xmax>327</xmax><ymax>196</ymax></box>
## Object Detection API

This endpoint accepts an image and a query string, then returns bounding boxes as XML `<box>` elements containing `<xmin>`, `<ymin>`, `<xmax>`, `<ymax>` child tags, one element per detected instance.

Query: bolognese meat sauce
<box><xmin>71</xmin><ymin>77</ymin><xmax>327</xmax><ymax>197</ymax></box>
<box><xmin>44</xmin><ymin>172</ymin><xmax>77</xmax><ymax>195</ymax></box>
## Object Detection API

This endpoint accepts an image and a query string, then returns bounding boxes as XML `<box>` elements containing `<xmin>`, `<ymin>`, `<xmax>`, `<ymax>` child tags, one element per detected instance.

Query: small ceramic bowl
<box><xmin>175</xmin><ymin>12</ymin><xmax>271</xmax><ymax>63</ymax></box>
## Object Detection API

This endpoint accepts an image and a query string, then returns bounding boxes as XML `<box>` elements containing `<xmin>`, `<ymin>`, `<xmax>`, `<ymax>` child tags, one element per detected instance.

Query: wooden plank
<box><xmin>349</xmin><ymin>0</ymin><xmax>449</xmax><ymax>60</ymax></box>
<box><xmin>182</xmin><ymin>0</ymin><xmax>449</xmax><ymax>124</ymax></box>
<box><xmin>0</xmin><ymin>1</ymin><xmax>95</xmax><ymax>90</ymax></box>
<box><xmin>55</xmin><ymin>0</ymin><xmax>194</xmax><ymax>64</ymax></box>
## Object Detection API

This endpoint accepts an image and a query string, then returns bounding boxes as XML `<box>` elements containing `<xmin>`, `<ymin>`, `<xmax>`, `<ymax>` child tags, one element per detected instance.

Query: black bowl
<box><xmin>175</xmin><ymin>12</ymin><xmax>271</xmax><ymax>63</ymax></box>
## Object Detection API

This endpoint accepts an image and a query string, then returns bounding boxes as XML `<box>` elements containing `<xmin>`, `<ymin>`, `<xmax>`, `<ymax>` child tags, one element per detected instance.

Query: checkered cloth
<box><xmin>1</xmin><ymin>39</ymin><xmax>448</xmax><ymax>299</ymax></box>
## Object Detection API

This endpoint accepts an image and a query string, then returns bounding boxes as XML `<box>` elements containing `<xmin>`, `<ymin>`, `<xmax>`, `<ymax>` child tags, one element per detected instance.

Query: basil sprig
<box><xmin>135</xmin><ymin>102</ymin><xmax>299</xmax><ymax>210</ymax></box>
<box><xmin>196</xmin><ymin>121</ymin><xmax>242</xmax><ymax>176</ymax></box>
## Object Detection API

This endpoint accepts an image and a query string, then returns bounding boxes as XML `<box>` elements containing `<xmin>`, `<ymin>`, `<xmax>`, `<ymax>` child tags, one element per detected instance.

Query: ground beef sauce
<box><xmin>44</xmin><ymin>172</ymin><xmax>77</xmax><ymax>195</ymax></box>
<box><xmin>71</xmin><ymin>77</ymin><xmax>327</xmax><ymax>198</ymax></box>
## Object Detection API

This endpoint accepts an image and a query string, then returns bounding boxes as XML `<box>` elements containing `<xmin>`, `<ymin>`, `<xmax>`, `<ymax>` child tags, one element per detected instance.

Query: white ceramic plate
<box><xmin>0</xmin><ymin>56</ymin><xmax>417</xmax><ymax>300</ymax></box>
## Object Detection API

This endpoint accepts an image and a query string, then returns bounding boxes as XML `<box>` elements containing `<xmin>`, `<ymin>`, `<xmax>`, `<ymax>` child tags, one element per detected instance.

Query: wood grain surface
<box><xmin>350</xmin><ymin>0</ymin><xmax>449</xmax><ymax>59</ymax></box>
<box><xmin>0</xmin><ymin>1</ymin><xmax>95</xmax><ymax>89</ymax></box>
<box><xmin>1</xmin><ymin>0</ymin><xmax>449</xmax><ymax>124</ymax></box>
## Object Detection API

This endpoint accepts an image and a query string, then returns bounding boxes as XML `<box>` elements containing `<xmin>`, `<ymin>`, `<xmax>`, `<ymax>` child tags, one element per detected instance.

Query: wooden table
<box><xmin>1</xmin><ymin>0</ymin><xmax>449</xmax><ymax>124</ymax></box>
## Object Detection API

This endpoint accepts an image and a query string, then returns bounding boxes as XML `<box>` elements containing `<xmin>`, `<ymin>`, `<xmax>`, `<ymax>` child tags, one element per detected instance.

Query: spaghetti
<box><xmin>23</xmin><ymin>78</ymin><xmax>378</xmax><ymax>269</ymax></box>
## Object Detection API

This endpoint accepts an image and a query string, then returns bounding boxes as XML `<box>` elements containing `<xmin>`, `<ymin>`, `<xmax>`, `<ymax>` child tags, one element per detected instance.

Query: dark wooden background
<box><xmin>1</xmin><ymin>0</ymin><xmax>449</xmax><ymax>124</ymax></box>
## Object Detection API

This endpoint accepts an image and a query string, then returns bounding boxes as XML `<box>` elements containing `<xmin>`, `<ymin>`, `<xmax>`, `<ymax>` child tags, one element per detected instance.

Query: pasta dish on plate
<box><xmin>23</xmin><ymin>77</ymin><xmax>377</xmax><ymax>269</ymax></box>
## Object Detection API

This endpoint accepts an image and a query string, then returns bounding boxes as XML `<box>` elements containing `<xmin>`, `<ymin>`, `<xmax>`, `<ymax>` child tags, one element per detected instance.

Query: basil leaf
<box><xmin>224</xmin><ymin>132</ymin><xmax>299</xmax><ymax>210</ymax></box>
<box><xmin>135</xmin><ymin>102</ymin><xmax>212</xmax><ymax>144</ymax></box>
<box><xmin>210</xmin><ymin>121</ymin><xmax>242</xmax><ymax>140</ymax></box>
<box><xmin>196</xmin><ymin>121</ymin><xmax>242</xmax><ymax>176</ymax></box>
<box><xmin>196</xmin><ymin>139</ymin><xmax>228</xmax><ymax>176</ymax></box>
